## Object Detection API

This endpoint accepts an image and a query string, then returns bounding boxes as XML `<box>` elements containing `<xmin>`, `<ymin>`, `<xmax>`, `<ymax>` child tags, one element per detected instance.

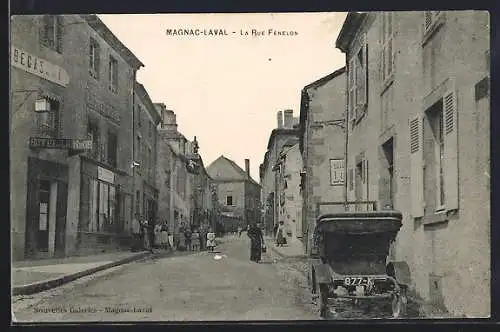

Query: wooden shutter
<box><xmin>363</xmin><ymin>40</ymin><xmax>369</xmax><ymax>112</ymax></box>
<box><xmin>443</xmin><ymin>89</ymin><xmax>459</xmax><ymax>210</ymax></box>
<box><xmin>424</xmin><ymin>11</ymin><xmax>433</xmax><ymax>31</ymax></box>
<box><xmin>410</xmin><ymin>114</ymin><xmax>424</xmax><ymax>217</ymax></box>
<box><xmin>349</xmin><ymin>58</ymin><xmax>355</xmax><ymax>119</ymax></box>
<box><xmin>56</xmin><ymin>16</ymin><xmax>63</xmax><ymax>53</ymax></box>
<box><xmin>39</xmin><ymin>15</ymin><xmax>50</xmax><ymax>46</ymax></box>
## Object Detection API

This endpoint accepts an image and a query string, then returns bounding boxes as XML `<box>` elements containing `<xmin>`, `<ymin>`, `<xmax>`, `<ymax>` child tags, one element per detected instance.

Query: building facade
<box><xmin>207</xmin><ymin>156</ymin><xmax>261</xmax><ymax>232</ymax></box>
<box><xmin>132</xmin><ymin>82</ymin><xmax>161</xmax><ymax>230</ymax></box>
<box><xmin>156</xmin><ymin>106</ymin><xmax>192</xmax><ymax>232</ymax></box>
<box><xmin>298</xmin><ymin>68</ymin><xmax>347</xmax><ymax>251</ymax></box>
<box><xmin>336</xmin><ymin>11</ymin><xmax>490</xmax><ymax>317</ymax></box>
<box><xmin>11</xmin><ymin>14</ymin><xmax>143</xmax><ymax>260</ymax></box>
<box><xmin>259</xmin><ymin>110</ymin><xmax>300</xmax><ymax>234</ymax></box>
<box><xmin>275</xmin><ymin>140</ymin><xmax>303</xmax><ymax>244</ymax></box>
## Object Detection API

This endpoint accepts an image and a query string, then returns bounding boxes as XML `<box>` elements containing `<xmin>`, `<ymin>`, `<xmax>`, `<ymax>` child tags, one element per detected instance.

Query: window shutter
<box><xmin>349</xmin><ymin>58</ymin><xmax>355</xmax><ymax>119</ymax></box>
<box><xmin>410</xmin><ymin>114</ymin><xmax>424</xmax><ymax>217</ymax></box>
<box><xmin>40</xmin><ymin>16</ymin><xmax>50</xmax><ymax>46</ymax></box>
<box><xmin>56</xmin><ymin>16</ymin><xmax>63</xmax><ymax>53</ymax></box>
<box><xmin>364</xmin><ymin>40</ymin><xmax>369</xmax><ymax>111</ymax></box>
<box><xmin>424</xmin><ymin>11</ymin><xmax>433</xmax><ymax>31</ymax></box>
<box><xmin>443</xmin><ymin>89</ymin><xmax>459</xmax><ymax>210</ymax></box>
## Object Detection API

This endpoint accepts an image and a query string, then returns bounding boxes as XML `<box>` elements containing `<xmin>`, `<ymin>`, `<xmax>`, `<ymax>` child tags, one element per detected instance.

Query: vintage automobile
<box><xmin>307</xmin><ymin>210</ymin><xmax>411</xmax><ymax>319</ymax></box>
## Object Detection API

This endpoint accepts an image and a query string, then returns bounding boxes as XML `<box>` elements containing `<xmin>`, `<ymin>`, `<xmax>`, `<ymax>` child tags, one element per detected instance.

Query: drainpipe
<box><xmin>344</xmin><ymin>64</ymin><xmax>349</xmax><ymax>210</ymax></box>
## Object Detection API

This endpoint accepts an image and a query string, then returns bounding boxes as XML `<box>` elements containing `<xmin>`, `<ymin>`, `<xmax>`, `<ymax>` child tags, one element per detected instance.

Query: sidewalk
<box><xmin>265</xmin><ymin>236</ymin><xmax>306</xmax><ymax>259</ymax></box>
<box><xmin>12</xmin><ymin>249</ymin><xmax>170</xmax><ymax>296</ymax></box>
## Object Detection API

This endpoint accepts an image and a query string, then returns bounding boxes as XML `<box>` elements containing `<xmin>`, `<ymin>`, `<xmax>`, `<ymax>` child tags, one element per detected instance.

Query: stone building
<box><xmin>156</xmin><ymin>106</ymin><xmax>193</xmax><ymax>232</ymax></box>
<box><xmin>132</xmin><ymin>82</ymin><xmax>161</xmax><ymax>230</ymax></box>
<box><xmin>336</xmin><ymin>11</ymin><xmax>490</xmax><ymax>316</ymax></box>
<box><xmin>11</xmin><ymin>14</ymin><xmax>143</xmax><ymax>260</ymax></box>
<box><xmin>259</xmin><ymin>110</ymin><xmax>300</xmax><ymax>234</ymax></box>
<box><xmin>207</xmin><ymin>156</ymin><xmax>261</xmax><ymax>232</ymax></box>
<box><xmin>298</xmin><ymin>67</ymin><xmax>347</xmax><ymax>251</ymax></box>
<box><xmin>275</xmin><ymin>140</ymin><xmax>303</xmax><ymax>245</ymax></box>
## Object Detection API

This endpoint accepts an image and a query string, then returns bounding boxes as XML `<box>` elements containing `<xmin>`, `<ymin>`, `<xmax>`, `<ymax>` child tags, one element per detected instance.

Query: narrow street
<box><xmin>12</xmin><ymin>235</ymin><xmax>318</xmax><ymax>322</ymax></box>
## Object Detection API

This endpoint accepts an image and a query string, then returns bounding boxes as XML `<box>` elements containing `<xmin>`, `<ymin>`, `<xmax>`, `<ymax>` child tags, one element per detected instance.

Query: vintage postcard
<box><xmin>10</xmin><ymin>11</ymin><xmax>490</xmax><ymax>322</ymax></box>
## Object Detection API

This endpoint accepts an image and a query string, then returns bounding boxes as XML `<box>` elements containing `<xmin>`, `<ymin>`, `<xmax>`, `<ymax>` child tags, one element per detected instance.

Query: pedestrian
<box><xmin>178</xmin><ymin>223</ymin><xmax>186</xmax><ymax>251</ymax></box>
<box><xmin>161</xmin><ymin>222</ymin><xmax>169</xmax><ymax>249</ymax></box>
<box><xmin>237</xmin><ymin>225</ymin><xmax>243</xmax><ymax>238</ymax></box>
<box><xmin>199</xmin><ymin>224</ymin><xmax>206</xmax><ymax>251</ymax></box>
<box><xmin>130</xmin><ymin>213</ymin><xmax>141</xmax><ymax>252</ymax></box>
<box><xmin>273</xmin><ymin>223</ymin><xmax>279</xmax><ymax>239</ymax></box>
<box><xmin>192</xmin><ymin>228</ymin><xmax>200</xmax><ymax>251</ymax></box>
<box><xmin>142</xmin><ymin>217</ymin><xmax>154</xmax><ymax>253</ymax></box>
<box><xmin>206</xmin><ymin>228</ymin><xmax>216</xmax><ymax>252</ymax></box>
<box><xmin>275</xmin><ymin>221</ymin><xmax>287</xmax><ymax>247</ymax></box>
<box><xmin>184</xmin><ymin>226</ymin><xmax>192</xmax><ymax>251</ymax></box>
<box><xmin>247</xmin><ymin>223</ymin><xmax>264</xmax><ymax>263</ymax></box>
<box><xmin>154</xmin><ymin>222</ymin><xmax>162</xmax><ymax>249</ymax></box>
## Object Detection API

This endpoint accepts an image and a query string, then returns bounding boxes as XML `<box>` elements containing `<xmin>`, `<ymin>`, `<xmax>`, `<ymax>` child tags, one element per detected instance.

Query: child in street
<box><xmin>206</xmin><ymin>229</ymin><xmax>216</xmax><ymax>252</ymax></box>
<box><xmin>192</xmin><ymin>229</ymin><xmax>200</xmax><ymax>251</ymax></box>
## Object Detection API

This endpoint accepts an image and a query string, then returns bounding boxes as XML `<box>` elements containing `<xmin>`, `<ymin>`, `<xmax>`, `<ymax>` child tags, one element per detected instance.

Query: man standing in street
<box><xmin>131</xmin><ymin>213</ymin><xmax>141</xmax><ymax>252</ymax></box>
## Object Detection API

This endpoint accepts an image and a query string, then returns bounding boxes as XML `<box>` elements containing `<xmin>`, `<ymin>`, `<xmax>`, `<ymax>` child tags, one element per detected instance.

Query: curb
<box><xmin>12</xmin><ymin>251</ymin><xmax>151</xmax><ymax>296</ymax></box>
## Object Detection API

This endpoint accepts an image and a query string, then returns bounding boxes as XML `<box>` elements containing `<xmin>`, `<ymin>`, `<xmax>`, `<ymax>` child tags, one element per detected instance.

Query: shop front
<box><xmin>78</xmin><ymin>158</ymin><xmax>131</xmax><ymax>253</ymax></box>
<box><xmin>25</xmin><ymin>157</ymin><xmax>68</xmax><ymax>259</ymax></box>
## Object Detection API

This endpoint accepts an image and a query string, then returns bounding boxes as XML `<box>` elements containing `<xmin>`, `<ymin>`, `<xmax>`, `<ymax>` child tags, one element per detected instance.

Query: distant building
<box><xmin>133</xmin><ymin>82</ymin><xmax>161</xmax><ymax>229</ymax></box>
<box><xmin>336</xmin><ymin>11</ymin><xmax>490</xmax><ymax>316</ymax></box>
<box><xmin>207</xmin><ymin>156</ymin><xmax>261</xmax><ymax>232</ymax></box>
<box><xmin>259</xmin><ymin>110</ymin><xmax>300</xmax><ymax>234</ymax></box>
<box><xmin>298</xmin><ymin>67</ymin><xmax>347</xmax><ymax>251</ymax></box>
<box><xmin>275</xmin><ymin>140</ymin><xmax>303</xmax><ymax>245</ymax></box>
<box><xmin>156</xmin><ymin>106</ymin><xmax>192</xmax><ymax>231</ymax></box>
<box><xmin>11</xmin><ymin>15</ymin><xmax>144</xmax><ymax>260</ymax></box>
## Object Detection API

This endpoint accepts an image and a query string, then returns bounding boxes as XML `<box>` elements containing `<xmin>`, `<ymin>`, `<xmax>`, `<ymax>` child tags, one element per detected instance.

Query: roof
<box><xmin>335</xmin><ymin>12</ymin><xmax>368</xmax><ymax>53</ymax></box>
<box><xmin>82</xmin><ymin>15</ymin><xmax>144</xmax><ymax>69</ymax></box>
<box><xmin>299</xmin><ymin>67</ymin><xmax>347</xmax><ymax>153</ymax></box>
<box><xmin>266</xmin><ymin>128</ymin><xmax>299</xmax><ymax>150</ymax></box>
<box><xmin>208</xmin><ymin>155</ymin><xmax>260</xmax><ymax>187</ymax></box>
<box><xmin>135</xmin><ymin>82</ymin><xmax>161</xmax><ymax>124</ymax></box>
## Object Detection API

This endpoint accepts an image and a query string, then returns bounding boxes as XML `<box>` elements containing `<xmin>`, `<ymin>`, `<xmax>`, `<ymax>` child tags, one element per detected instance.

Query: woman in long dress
<box><xmin>247</xmin><ymin>223</ymin><xmax>263</xmax><ymax>263</ymax></box>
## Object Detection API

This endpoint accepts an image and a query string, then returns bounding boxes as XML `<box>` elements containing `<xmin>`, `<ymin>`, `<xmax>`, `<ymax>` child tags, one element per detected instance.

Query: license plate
<box><xmin>344</xmin><ymin>277</ymin><xmax>370</xmax><ymax>286</ymax></box>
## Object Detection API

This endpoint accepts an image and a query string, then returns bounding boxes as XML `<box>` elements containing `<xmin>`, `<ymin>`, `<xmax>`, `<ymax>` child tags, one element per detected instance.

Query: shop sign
<box><xmin>11</xmin><ymin>45</ymin><xmax>70</xmax><ymax>87</ymax></box>
<box><xmin>29</xmin><ymin>137</ymin><xmax>93</xmax><ymax>150</ymax></box>
<box><xmin>98</xmin><ymin>166</ymin><xmax>115</xmax><ymax>184</ymax></box>
<box><xmin>330</xmin><ymin>158</ymin><xmax>345</xmax><ymax>186</ymax></box>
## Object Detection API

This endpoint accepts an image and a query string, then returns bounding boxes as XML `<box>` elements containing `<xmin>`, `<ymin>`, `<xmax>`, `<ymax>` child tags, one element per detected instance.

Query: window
<box><xmin>412</xmin><ymin>88</ymin><xmax>458</xmax><ymax>216</ymax></box>
<box><xmin>148</xmin><ymin>147</ymin><xmax>152</xmax><ymax>177</ymax></box>
<box><xmin>87</xmin><ymin>120</ymin><xmax>100</xmax><ymax>160</ymax></box>
<box><xmin>35</xmin><ymin>98</ymin><xmax>59</xmax><ymax>138</ymax></box>
<box><xmin>382</xmin><ymin>138</ymin><xmax>395</xmax><ymax>209</ymax></box>
<box><xmin>89</xmin><ymin>38</ymin><xmax>100</xmax><ymax>79</ymax></box>
<box><xmin>137</xmin><ymin>106</ymin><xmax>142</xmax><ymax>127</ymax></box>
<box><xmin>348</xmin><ymin>35</ymin><xmax>368</xmax><ymax>125</ymax></box>
<box><xmin>108</xmin><ymin>56</ymin><xmax>118</xmax><ymax>93</ymax></box>
<box><xmin>107</xmin><ymin>130</ymin><xmax>117</xmax><ymax>168</ymax></box>
<box><xmin>81</xmin><ymin>175</ymin><xmax>117</xmax><ymax>232</ymax></box>
<box><xmin>380</xmin><ymin>12</ymin><xmax>394</xmax><ymax>86</ymax></box>
<box><xmin>226</xmin><ymin>195</ymin><xmax>233</xmax><ymax>206</ymax></box>
<box><xmin>426</xmin><ymin>100</ymin><xmax>445</xmax><ymax>209</ymax></box>
<box><xmin>40</xmin><ymin>15</ymin><xmax>62</xmax><ymax>53</ymax></box>
<box><xmin>136</xmin><ymin>190</ymin><xmax>141</xmax><ymax>216</ymax></box>
<box><xmin>136</xmin><ymin>136</ymin><xmax>141</xmax><ymax>161</ymax></box>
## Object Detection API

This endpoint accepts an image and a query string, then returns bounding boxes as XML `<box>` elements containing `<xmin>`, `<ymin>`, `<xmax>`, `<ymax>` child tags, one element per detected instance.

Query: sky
<box><xmin>98</xmin><ymin>13</ymin><xmax>347</xmax><ymax>182</ymax></box>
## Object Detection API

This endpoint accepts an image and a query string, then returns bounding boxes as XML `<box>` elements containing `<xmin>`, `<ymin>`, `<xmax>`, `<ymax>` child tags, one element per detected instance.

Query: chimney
<box><xmin>245</xmin><ymin>159</ymin><xmax>250</xmax><ymax>177</ymax></box>
<box><xmin>158</xmin><ymin>109</ymin><xmax>178</xmax><ymax>132</ymax></box>
<box><xmin>277</xmin><ymin>111</ymin><xmax>283</xmax><ymax>129</ymax></box>
<box><xmin>284</xmin><ymin>109</ymin><xmax>293</xmax><ymax>128</ymax></box>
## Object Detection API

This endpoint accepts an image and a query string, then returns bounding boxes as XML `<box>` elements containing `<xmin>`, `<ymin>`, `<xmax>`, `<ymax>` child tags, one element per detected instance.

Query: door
<box><xmin>355</xmin><ymin>162</ymin><xmax>364</xmax><ymax>211</ymax></box>
<box><xmin>54</xmin><ymin>181</ymin><xmax>68</xmax><ymax>257</ymax></box>
<box><xmin>37</xmin><ymin>179</ymin><xmax>51</xmax><ymax>252</ymax></box>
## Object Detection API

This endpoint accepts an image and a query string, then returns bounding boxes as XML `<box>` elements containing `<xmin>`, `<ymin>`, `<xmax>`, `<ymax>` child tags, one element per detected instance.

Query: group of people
<box><xmin>130</xmin><ymin>215</ymin><xmax>216</xmax><ymax>253</ymax></box>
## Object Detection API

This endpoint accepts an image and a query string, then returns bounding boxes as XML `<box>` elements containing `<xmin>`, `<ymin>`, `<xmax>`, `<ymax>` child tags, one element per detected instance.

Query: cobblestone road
<box><xmin>12</xmin><ymin>236</ymin><xmax>318</xmax><ymax>322</ymax></box>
